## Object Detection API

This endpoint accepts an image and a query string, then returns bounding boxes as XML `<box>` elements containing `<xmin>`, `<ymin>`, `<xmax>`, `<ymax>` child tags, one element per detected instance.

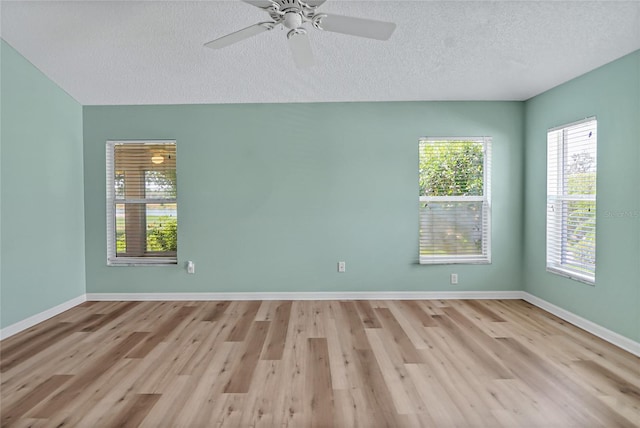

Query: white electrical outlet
<box><xmin>450</xmin><ymin>273</ymin><xmax>458</xmax><ymax>285</ymax></box>
<box><xmin>187</xmin><ymin>261</ymin><xmax>195</xmax><ymax>274</ymax></box>
<box><xmin>338</xmin><ymin>261</ymin><xmax>346</xmax><ymax>273</ymax></box>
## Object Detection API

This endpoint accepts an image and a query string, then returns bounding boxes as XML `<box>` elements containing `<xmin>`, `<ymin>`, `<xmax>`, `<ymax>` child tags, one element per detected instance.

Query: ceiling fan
<box><xmin>204</xmin><ymin>0</ymin><xmax>396</xmax><ymax>68</ymax></box>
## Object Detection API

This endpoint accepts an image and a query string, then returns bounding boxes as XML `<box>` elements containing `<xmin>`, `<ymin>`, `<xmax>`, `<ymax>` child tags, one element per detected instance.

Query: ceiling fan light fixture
<box><xmin>283</xmin><ymin>11</ymin><xmax>303</xmax><ymax>29</ymax></box>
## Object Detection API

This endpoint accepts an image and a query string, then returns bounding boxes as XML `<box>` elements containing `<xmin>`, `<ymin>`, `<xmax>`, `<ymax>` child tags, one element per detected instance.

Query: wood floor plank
<box><xmin>81</xmin><ymin>301</ymin><xmax>140</xmax><ymax>332</ymax></box>
<box><xmin>216</xmin><ymin>393</ymin><xmax>246</xmax><ymax>428</ymax></box>
<box><xmin>355</xmin><ymin>348</ymin><xmax>404</xmax><ymax>427</ymax></box>
<box><xmin>419</xmin><ymin>300</ymin><xmax>446</xmax><ymax>316</ymax></box>
<box><xmin>306</xmin><ymin>338</ymin><xmax>334</xmax><ymax>427</ymax></box>
<box><xmin>322</xmin><ymin>306</ymin><xmax>354</xmax><ymax>391</ymax></box>
<box><xmin>374</xmin><ymin>307</ymin><xmax>423</xmax><ymax>363</ymax></box>
<box><xmin>414</xmin><ymin>334</ymin><xmax>504</xmax><ymax>427</ymax></box>
<box><xmin>9</xmin><ymin>419</ymin><xmax>51</xmax><ymax>428</ymax></box>
<box><xmin>137</xmin><ymin>325</ymin><xmax>209</xmax><ymax>394</ymax></box>
<box><xmin>67</xmin><ymin>359</ymin><xmax>155</xmax><ymax>427</ymax></box>
<box><xmin>201</xmin><ymin>301</ymin><xmax>231</xmax><ymax>322</ymax></box>
<box><xmin>497</xmin><ymin>337</ymin><xmax>638</xmax><ymax>427</ymax></box>
<box><xmin>397</xmin><ymin>300</ymin><xmax>438</xmax><ymax>327</ymax></box>
<box><xmin>174</xmin><ymin>341</ymin><xmax>241</xmax><ymax>427</ymax></box>
<box><xmin>224</xmin><ymin>320</ymin><xmax>270</xmax><ymax>393</ymax></box>
<box><xmin>572</xmin><ymin>359</ymin><xmax>640</xmax><ymax>404</ymax></box>
<box><xmin>108</xmin><ymin>393</ymin><xmax>161</xmax><ymax>428</ymax></box>
<box><xmin>486</xmin><ymin>378</ymin><xmax>560</xmax><ymax>427</ymax></box>
<box><xmin>439</xmin><ymin>307</ymin><xmax>514</xmax><ymax>379</ymax></box>
<box><xmin>226</xmin><ymin>301</ymin><xmax>262</xmax><ymax>341</ymax></box>
<box><xmin>0</xmin><ymin>304</ymin><xmax>116</xmax><ymax>362</ymax></box>
<box><xmin>261</xmin><ymin>301</ymin><xmax>292</xmax><ymax>360</ymax></box>
<box><xmin>177</xmin><ymin>313</ymin><xmax>233</xmax><ymax>376</ymax></box>
<box><xmin>2</xmin><ymin>299</ymin><xmax>638</xmax><ymax>427</ymax></box>
<box><xmin>339</xmin><ymin>301</ymin><xmax>371</xmax><ymax>350</ymax></box>
<box><xmin>254</xmin><ymin>299</ymin><xmax>276</xmax><ymax>322</ymax></box>
<box><xmin>529</xmin><ymin>305</ymin><xmax>640</xmax><ymax>375</ymax></box>
<box><xmin>463</xmin><ymin>299</ymin><xmax>507</xmax><ymax>322</ymax></box>
<box><xmin>126</xmin><ymin>306</ymin><xmax>196</xmax><ymax>358</ymax></box>
<box><xmin>405</xmin><ymin>363</ymin><xmax>469</xmax><ymax>427</ymax></box>
<box><xmin>1</xmin><ymin>322</ymin><xmax>79</xmax><ymax>372</ymax></box>
<box><xmin>355</xmin><ymin>300</ymin><xmax>382</xmax><ymax>328</ymax></box>
<box><xmin>386</xmin><ymin>301</ymin><xmax>433</xmax><ymax>349</ymax></box>
<box><xmin>279</xmin><ymin>302</ymin><xmax>307</xmax><ymax>427</ymax></box>
<box><xmin>0</xmin><ymin>374</ymin><xmax>72</xmax><ymax>426</ymax></box>
<box><xmin>237</xmin><ymin>360</ymin><xmax>281</xmax><ymax>428</ymax></box>
<box><xmin>136</xmin><ymin>375</ymin><xmax>192</xmax><ymax>427</ymax></box>
<box><xmin>333</xmin><ymin>388</ymin><xmax>378</xmax><ymax>428</ymax></box>
<box><xmin>365</xmin><ymin>329</ymin><xmax>425</xmax><ymax>415</ymax></box>
<box><xmin>32</xmin><ymin>331</ymin><xmax>149</xmax><ymax>418</ymax></box>
<box><xmin>308</xmin><ymin>301</ymin><xmax>327</xmax><ymax>338</ymax></box>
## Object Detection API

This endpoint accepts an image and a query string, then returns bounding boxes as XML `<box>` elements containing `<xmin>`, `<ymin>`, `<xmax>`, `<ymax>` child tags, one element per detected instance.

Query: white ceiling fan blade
<box><xmin>288</xmin><ymin>30</ymin><xmax>315</xmax><ymax>69</ymax></box>
<box><xmin>315</xmin><ymin>14</ymin><xmax>396</xmax><ymax>40</ymax></box>
<box><xmin>241</xmin><ymin>0</ymin><xmax>275</xmax><ymax>9</ymax></box>
<box><xmin>242</xmin><ymin>0</ymin><xmax>326</xmax><ymax>9</ymax></box>
<box><xmin>301</xmin><ymin>0</ymin><xmax>326</xmax><ymax>7</ymax></box>
<box><xmin>204</xmin><ymin>22</ymin><xmax>275</xmax><ymax>49</ymax></box>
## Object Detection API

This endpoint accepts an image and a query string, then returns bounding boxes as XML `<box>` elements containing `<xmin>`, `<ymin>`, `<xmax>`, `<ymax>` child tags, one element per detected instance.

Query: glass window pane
<box><xmin>419</xmin><ymin>141</ymin><xmax>484</xmax><ymax>197</ymax></box>
<box><xmin>420</xmin><ymin>201</ymin><xmax>484</xmax><ymax>256</ymax></box>
<box><xmin>115</xmin><ymin>171</ymin><xmax>125</xmax><ymax>200</ymax></box>
<box><xmin>145</xmin><ymin>170</ymin><xmax>177</xmax><ymax>199</ymax></box>
<box><xmin>562</xmin><ymin>200</ymin><xmax>596</xmax><ymax>272</ymax></box>
<box><xmin>115</xmin><ymin>203</ymin><xmax>126</xmax><ymax>254</ymax></box>
<box><xmin>146</xmin><ymin>203</ymin><xmax>177</xmax><ymax>252</ymax></box>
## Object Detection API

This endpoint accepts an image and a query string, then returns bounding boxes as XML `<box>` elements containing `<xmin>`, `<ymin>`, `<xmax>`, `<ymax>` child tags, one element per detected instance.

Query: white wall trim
<box><xmin>0</xmin><ymin>294</ymin><xmax>87</xmax><ymax>340</ymax></box>
<box><xmin>521</xmin><ymin>292</ymin><xmax>640</xmax><ymax>357</ymax></box>
<box><xmin>86</xmin><ymin>290</ymin><xmax>525</xmax><ymax>302</ymax></box>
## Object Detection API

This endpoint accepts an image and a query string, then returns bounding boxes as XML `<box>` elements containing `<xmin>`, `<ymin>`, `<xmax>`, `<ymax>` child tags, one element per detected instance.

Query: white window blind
<box><xmin>106</xmin><ymin>141</ymin><xmax>177</xmax><ymax>265</ymax></box>
<box><xmin>418</xmin><ymin>138</ymin><xmax>491</xmax><ymax>264</ymax></box>
<box><xmin>546</xmin><ymin>118</ymin><xmax>597</xmax><ymax>284</ymax></box>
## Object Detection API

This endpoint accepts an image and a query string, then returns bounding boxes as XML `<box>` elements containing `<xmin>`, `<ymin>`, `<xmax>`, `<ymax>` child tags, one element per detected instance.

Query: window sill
<box><xmin>108</xmin><ymin>257</ymin><xmax>177</xmax><ymax>267</ymax></box>
<box><xmin>546</xmin><ymin>267</ymin><xmax>595</xmax><ymax>285</ymax></box>
<box><xmin>420</xmin><ymin>256</ymin><xmax>491</xmax><ymax>265</ymax></box>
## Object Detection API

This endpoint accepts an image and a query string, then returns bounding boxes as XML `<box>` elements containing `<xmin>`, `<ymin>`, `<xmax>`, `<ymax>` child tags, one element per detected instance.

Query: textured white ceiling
<box><xmin>1</xmin><ymin>1</ymin><xmax>639</xmax><ymax>105</ymax></box>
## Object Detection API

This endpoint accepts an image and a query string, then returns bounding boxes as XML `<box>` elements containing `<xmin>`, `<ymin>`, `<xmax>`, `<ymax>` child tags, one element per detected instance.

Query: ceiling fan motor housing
<box><xmin>265</xmin><ymin>0</ymin><xmax>319</xmax><ymax>26</ymax></box>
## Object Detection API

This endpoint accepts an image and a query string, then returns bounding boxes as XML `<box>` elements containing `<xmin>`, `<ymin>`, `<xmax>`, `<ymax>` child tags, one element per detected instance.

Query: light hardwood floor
<box><xmin>1</xmin><ymin>299</ymin><xmax>639</xmax><ymax>427</ymax></box>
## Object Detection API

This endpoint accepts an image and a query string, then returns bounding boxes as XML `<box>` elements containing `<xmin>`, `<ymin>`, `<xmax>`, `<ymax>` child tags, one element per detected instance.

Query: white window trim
<box><xmin>106</xmin><ymin>140</ymin><xmax>178</xmax><ymax>266</ymax></box>
<box><xmin>546</xmin><ymin>117</ymin><xmax>597</xmax><ymax>284</ymax></box>
<box><xmin>419</xmin><ymin>137</ymin><xmax>492</xmax><ymax>265</ymax></box>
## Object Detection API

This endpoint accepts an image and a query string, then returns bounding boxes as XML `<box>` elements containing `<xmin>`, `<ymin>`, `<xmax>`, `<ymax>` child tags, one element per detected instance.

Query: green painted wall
<box><xmin>83</xmin><ymin>102</ymin><xmax>524</xmax><ymax>294</ymax></box>
<box><xmin>0</xmin><ymin>40</ymin><xmax>85</xmax><ymax>329</ymax></box>
<box><xmin>524</xmin><ymin>51</ymin><xmax>640</xmax><ymax>342</ymax></box>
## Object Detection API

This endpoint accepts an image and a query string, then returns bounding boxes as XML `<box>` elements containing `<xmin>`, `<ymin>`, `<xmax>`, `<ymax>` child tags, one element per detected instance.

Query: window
<box><xmin>418</xmin><ymin>138</ymin><xmax>491</xmax><ymax>264</ymax></box>
<box><xmin>546</xmin><ymin>118</ymin><xmax>597</xmax><ymax>284</ymax></box>
<box><xmin>106</xmin><ymin>141</ymin><xmax>177</xmax><ymax>265</ymax></box>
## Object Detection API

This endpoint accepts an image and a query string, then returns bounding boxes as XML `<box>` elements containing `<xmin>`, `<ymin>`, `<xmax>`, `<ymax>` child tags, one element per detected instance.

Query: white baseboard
<box><xmin>521</xmin><ymin>292</ymin><xmax>640</xmax><ymax>357</ymax></box>
<box><xmin>86</xmin><ymin>290</ymin><xmax>525</xmax><ymax>302</ymax></box>
<box><xmin>0</xmin><ymin>294</ymin><xmax>87</xmax><ymax>340</ymax></box>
